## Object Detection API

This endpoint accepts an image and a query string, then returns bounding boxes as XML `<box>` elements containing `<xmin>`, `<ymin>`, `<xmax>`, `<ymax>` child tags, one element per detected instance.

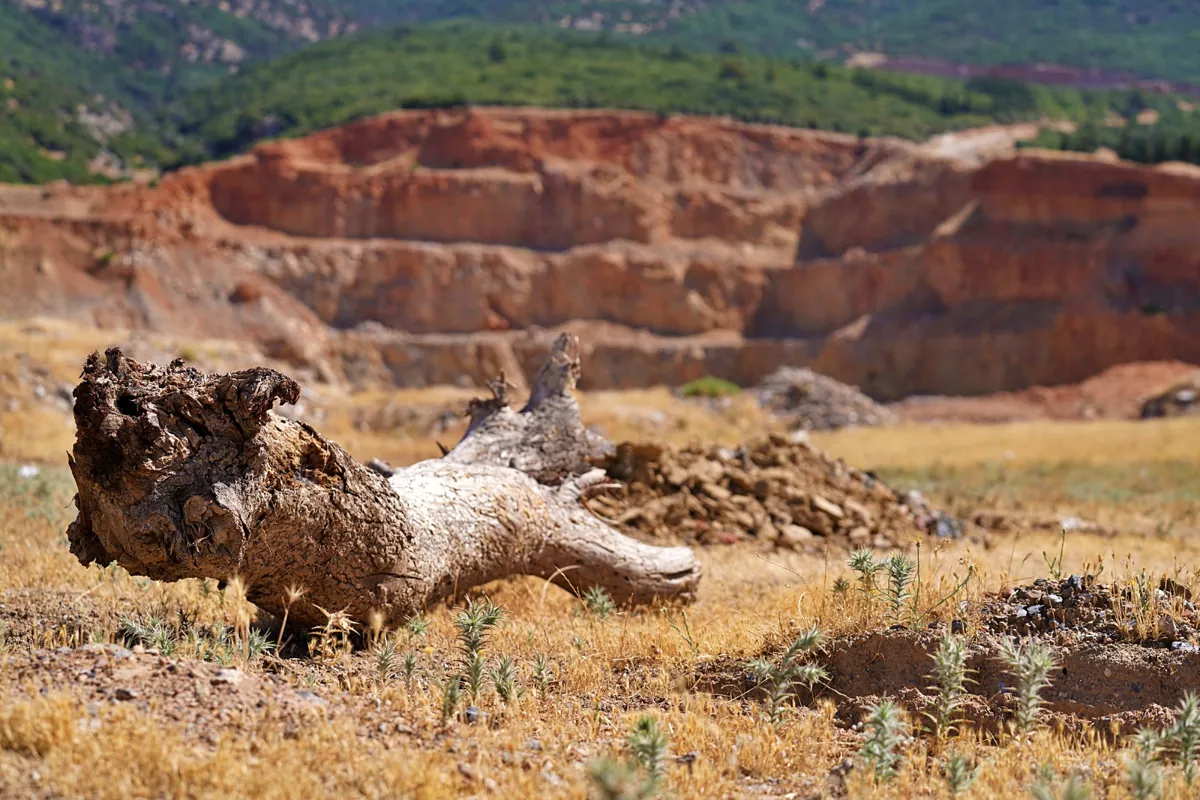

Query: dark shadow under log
<box><xmin>66</xmin><ymin>336</ymin><xmax>701</xmax><ymax>628</ymax></box>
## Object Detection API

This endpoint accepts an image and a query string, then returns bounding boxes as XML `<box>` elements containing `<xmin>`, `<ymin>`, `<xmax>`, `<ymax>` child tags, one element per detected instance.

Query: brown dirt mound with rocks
<box><xmin>892</xmin><ymin>361</ymin><xmax>1200</xmax><ymax>423</ymax></box>
<box><xmin>700</xmin><ymin>575</ymin><xmax>1200</xmax><ymax>735</ymax></box>
<box><xmin>756</xmin><ymin>367</ymin><xmax>897</xmax><ymax>431</ymax></box>
<box><xmin>591</xmin><ymin>434</ymin><xmax>963</xmax><ymax>548</ymax></box>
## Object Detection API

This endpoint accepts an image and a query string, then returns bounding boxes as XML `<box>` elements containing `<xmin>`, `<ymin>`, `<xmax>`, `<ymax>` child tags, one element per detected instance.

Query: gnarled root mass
<box><xmin>66</xmin><ymin>335</ymin><xmax>700</xmax><ymax>628</ymax></box>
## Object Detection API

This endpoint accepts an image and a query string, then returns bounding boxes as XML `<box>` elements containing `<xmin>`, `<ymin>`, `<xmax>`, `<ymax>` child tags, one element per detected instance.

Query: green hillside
<box><xmin>0</xmin><ymin>0</ymin><xmax>385</xmax><ymax>182</ymax></box>
<box><xmin>384</xmin><ymin>0</ymin><xmax>1200</xmax><ymax>86</ymax></box>
<box><xmin>7</xmin><ymin>9</ymin><xmax>1200</xmax><ymax>185</ymax></box>
<box><xmin>0</xmin><ymin>2</ymin><xmax>172</xmax><ymax>183</ymax></box>
<box><xmin>177</xmin><ymin>23</ymin><xmax>1098</xmax><ymax>160</ymax></box>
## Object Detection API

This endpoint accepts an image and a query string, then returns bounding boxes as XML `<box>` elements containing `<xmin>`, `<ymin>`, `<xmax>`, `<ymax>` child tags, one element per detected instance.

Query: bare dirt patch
<box><xmin>1</xmin><ymin>646</ymin><xmax>335</xmax><ymax>745</ymax></box>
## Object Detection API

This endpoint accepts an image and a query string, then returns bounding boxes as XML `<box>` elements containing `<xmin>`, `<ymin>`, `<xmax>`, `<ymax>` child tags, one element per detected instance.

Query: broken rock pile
<box><xmin>756</xmin><ymin>367</ymin><xmax>897</xmax><ymax>431</ymax></box>
<box><xmin>591</xmin><ymin>435</ymin><xmax>958</xmax><ymax>548</ymax></box>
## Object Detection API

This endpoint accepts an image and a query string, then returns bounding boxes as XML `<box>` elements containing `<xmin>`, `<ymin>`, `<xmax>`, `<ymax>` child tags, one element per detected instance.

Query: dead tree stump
<box><xmin>65</xmin><ymin>335</ymin><xmax>701</xmax><ymax>627</ymax></box>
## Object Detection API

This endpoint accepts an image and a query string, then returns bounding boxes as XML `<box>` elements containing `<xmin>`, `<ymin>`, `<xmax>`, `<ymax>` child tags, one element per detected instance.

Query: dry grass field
<box><xmin>3</xmin><ymin>323</ymin><xmax>1200</xmax><ymax>798</ymax></box>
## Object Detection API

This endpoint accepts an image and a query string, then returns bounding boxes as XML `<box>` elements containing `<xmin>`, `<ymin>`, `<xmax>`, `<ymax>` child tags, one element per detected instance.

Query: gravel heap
<box><xmin>756</xmin><ymin>367</ymin><xmax>896</xmax><ymax>431</ymax></box>
<box><xmin>590</xmin><ymin>435</ymin><xmax>962</xmax><ymax>548</ymax></box>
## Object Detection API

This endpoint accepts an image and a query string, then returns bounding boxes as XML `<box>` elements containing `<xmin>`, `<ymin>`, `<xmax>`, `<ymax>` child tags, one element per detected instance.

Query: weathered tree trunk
<box><xmin>65</xmin><ymin>335</ymin><xmax>701</xmax><ymax>628</ymax></box>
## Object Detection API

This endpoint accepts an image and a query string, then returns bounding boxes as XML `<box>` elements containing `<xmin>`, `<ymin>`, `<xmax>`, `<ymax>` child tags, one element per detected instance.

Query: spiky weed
<box><xmin>926</xmin><ymin>632</ymin><xmax>973</xmax><ymax>741</ymax></box>
<box><xmin>584</xmin><ymin>586</ymin><xmax>617</xmax><ymax>620</ymax></box>
<box><xmin>998</xmin><ymin>639</ymin><xmax>1057</xmax><ymax>737</ymax></box>
<box><xmin>491</xmin><ymin>654</ymin><xmax>520</xmax><ymax>703</ymax></box>
<box><xmin>858</xmin><ymin>698</ymin><xmax>909</xmax><ymax>783</ymax></box>
<box><xmin>747</xmin><ymin>625</ymin><xmax>828</xmax><ymax>727</ymax></box>
<box><xmin>943</xmin><ymin>751</ymin><xmax>977</xmax><ymax>795</ymax></box>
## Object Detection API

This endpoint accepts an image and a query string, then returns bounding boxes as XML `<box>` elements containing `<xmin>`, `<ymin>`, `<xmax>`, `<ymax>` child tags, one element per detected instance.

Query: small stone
<box><xmin>212</xmin><ymin>668</ymin><xmax>243</xmax><ymax>686</ymax></box>
<box><xmin>114</xmin><ymin>687</ymin><xmax>139</xmax><ymax>701</ymax></box>
<box><xmin>812</xmin><ymin>495</ymin><xmax>845</xmax><ymax>519</ymax></box>
<box><xmin>463</xmin><ymin>706</ymin><xmax>479</xmax><ymax>724</ymax></box>
<box><xmin>843</xmin><ymin>499</ymin><xmax>872</xmax><ymax>524</ymax></box>
<box><xmin>848</xmin><ymin>527</ymin><xmax>870</xmax><ymax>544</ymax></box>
<box><xmin>526</xmin><ymin>738</ymin><xmax>543</xmax><ymax>752</ymax></box>
<box><xmin>776</xmin><ymin>525</ymin><xmax>814</xmax><ymax>549</ymax></box>
<box><xmin>1027</xmin><ymin>605</ymin><xmax>1046</xmax><ymax>617</ymax></box>
<box><xmin>1171</xmin><ymin>641</ymin><xmax>1200</xmax><ymax>653</ymax></box>
<box><xmin>1014</xmin><ymin>608</ymin><xmax>1028</xmax><ymax>619</ymax></box>
<box><xmin>1047</xmin><ymin>594</ymin><xmax>1063</xmax><ymax>605</ymax></box>
<box><xmin>457</xmin><ymin>762</ymin><xmax>479</xmax><ymax>781</ymax></box>
<box><xmin>951</xmin><ymin>619</ymin><xmax>966</xmax><ymax>634</ymax></box>
<box><xmin>933</xmin><ymin>512</ymin><xmax>964</xmax><ymax>538</ymax></box>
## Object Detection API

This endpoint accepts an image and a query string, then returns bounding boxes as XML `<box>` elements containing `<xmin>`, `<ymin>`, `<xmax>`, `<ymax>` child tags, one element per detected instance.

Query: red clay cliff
<box><xmin>1</xmin><ymin>108</ymin><xmax>1197</xmax><ymax>398</ymax></box>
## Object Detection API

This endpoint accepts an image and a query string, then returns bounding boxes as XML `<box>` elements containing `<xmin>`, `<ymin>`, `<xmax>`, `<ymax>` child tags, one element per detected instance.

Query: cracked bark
<box><xmin>65</xmin><ymin>334</ymin><xmax>701</xmax><ymax>627</ymax></box>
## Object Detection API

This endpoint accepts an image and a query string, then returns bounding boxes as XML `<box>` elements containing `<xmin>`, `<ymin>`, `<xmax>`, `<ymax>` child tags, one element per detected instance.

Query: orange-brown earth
<box><xmin>1</xmin><ymin>107</ymin><xmax>1198</xmax><ymax>401</ymax></box>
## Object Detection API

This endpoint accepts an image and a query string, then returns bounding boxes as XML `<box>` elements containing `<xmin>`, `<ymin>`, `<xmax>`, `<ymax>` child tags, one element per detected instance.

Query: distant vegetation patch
<box><xmin>679</xmin><ymin>377</ymin><xmax>742</xmax><ymax>399</ymax></box>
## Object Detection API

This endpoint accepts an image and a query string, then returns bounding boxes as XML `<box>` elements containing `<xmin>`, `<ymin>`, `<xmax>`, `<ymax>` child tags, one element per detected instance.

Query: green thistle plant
<box><xmin>998</xmin><ymin>639</ymin><xmax>1057</xmax><ymax>737</ymax></box>
<box><xmin>859</xmin><ymin>698</ymin><xmax>909</xmax><ymax>782</ymax></box>
<box><xmin>747</xmin><ymin>625</ymin><xmax>828</xmax><ymax>727</ymax></box>
<box><xmin>926</xmin><ymin>632</ymin><xmax>973</xmax><ymax>740</ymax></box>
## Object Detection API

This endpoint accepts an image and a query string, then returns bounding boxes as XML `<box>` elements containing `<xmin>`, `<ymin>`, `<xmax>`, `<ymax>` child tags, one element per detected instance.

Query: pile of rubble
<box><xmin>756</xmin><ymin>367</ymin><xmax>896</xmax><ymax>431</ymax></box>
<box><xmin>590</xmin><ymin>434</ymin><xmax>961</xmax><ymax>548</ymax></box>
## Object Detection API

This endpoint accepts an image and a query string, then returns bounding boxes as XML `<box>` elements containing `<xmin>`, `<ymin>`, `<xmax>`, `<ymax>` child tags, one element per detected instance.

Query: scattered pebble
<box><xmin>212</xmin><ymin>668</ymin><xmax>243</xmax><ymax>686</ymax></box>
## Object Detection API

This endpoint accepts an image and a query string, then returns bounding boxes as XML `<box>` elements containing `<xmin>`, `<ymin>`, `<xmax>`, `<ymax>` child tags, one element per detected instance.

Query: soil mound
<box><xmin>700</xmin><ymin>576</ymin><xmax>1200</xmax><ymax>733</ymax></box>
<box><xmin>591</xmin><ymin>434</ymin><xmax>961</xmax><ymax>547</ymax></box>
<box><xmin>756</xmin><ymin>367</ymin><xmax>896</xmax><ymax>431</ymax></box>
<box><xmin>893</xmin><ymin>361</ymin><xmax>1200</xmax><ymax>423</ymax></box>
<box><xmin>1141</xmin><ymin>370</ymin><xmax>1200</xmax><ymax>418</ymax></box>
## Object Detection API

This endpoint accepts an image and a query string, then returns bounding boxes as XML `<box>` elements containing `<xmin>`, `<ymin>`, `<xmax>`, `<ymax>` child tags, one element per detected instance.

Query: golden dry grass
<box><xmin>3</xmin><ymin>322</ymin><xmax>1200</xmax><ymax>797</ymax></box>
<box><xmin>4</xmin><ymin>414</ymin><xmax>1200</xmax><ymax>797</ymax></box>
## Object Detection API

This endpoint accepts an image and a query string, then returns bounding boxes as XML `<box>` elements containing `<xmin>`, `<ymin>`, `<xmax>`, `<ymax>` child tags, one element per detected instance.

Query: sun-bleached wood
<box><xmin>66</xmin><ymin>335</ymin><xmax>701</xmax><ymax>627</ymax></box>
